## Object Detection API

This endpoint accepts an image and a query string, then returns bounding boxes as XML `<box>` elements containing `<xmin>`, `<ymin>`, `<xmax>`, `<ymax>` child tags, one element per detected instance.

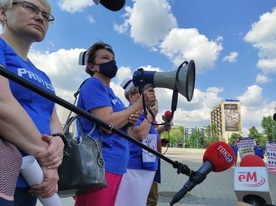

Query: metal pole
<box><xmin>0</xmin><ymin>66</ymin><xmax>191</xmax><ymax>172</ymax></box>
<box><xmin>183</xmin><ymin>128</ymin><xmax>186</xmax><ymax>148</ymax></box>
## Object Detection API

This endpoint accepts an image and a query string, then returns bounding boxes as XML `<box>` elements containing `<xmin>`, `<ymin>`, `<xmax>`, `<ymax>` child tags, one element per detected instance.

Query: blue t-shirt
<box><xmin>254</xmin><ymin>145</ymin><xmax>264</xmax><ymax>159</ymax></box>
<box><xmin>231</xmin><ymin>145</ymin><xmax>238</xmax><ymax>157</ymax></box>
<box><xmin>77</xmin><ymin>78</ymin><xmax>129</xmax><ymax>174</ymax></box>
<box><xmin>128</xmin><ymin>112</ymin><xmax>159</xmax><ymax>171</ymax></box>
<box><xmin>0</xmin><ymin>38</ymin><xmax>55</xmax><ymax>187</ymax></box>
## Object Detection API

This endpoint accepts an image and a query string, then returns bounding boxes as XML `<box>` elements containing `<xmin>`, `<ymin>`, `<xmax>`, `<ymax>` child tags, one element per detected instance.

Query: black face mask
<box><xmin>97</xmin><ymin>60</ymin><xmax>118</xmax><ymax>78</ymax></box>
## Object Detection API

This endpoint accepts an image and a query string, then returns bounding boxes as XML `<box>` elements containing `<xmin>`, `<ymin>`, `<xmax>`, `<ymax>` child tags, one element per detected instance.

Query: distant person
<box><xmin>0</xmin><ymin>0</ymin><xmax>65</xmax><ymax>205</ymax></box>
<box><xmin>115</xmin><ymin>79</ymin><xmax>170</xmax><ymax>206</ymax></box>
<box><xmin>231</xmin><ymin>141</ymin><xmax>238</xmax><ymax>166</ymax></box>
<box><xmin>254</xmin><ymin>140</ymin><xmax>265</xmax><ymax>159</ymax></box>
<box><xmin>74</xmin><ymin>42</ymin><xmax>156</xmax><ymax>206</ymax></box>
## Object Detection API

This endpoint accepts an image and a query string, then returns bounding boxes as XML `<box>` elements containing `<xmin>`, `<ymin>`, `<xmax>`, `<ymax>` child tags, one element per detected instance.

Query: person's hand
<box><xmin>128</xmin><ymin>111</ymin><xmax>141</xmax><ymax>125</ymax></box>
<box><xmin>35</xmin><ymin>134</ymin><xmax>64</xmax><ymax>169</ymax></box>
<box><xmin>140</xmin><ymin>86</ymin><xmax>156</xmax><ymax>108</ymax></box>
<box><xmin>163</xmin><ymin>123</ymin><xmax>171</xmax><ymax>131</ymax></box>
<box><xmin>29</xmin><ymin>167</ymin><xmax>58</xmax><ymax>198</ymax></box>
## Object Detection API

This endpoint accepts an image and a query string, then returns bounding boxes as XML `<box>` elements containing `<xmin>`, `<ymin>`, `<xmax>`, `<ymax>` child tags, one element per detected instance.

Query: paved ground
<box><xmin>37</xmin><ymin>147</ymin><xmax>276</xmax><ymax>206</ymax></box>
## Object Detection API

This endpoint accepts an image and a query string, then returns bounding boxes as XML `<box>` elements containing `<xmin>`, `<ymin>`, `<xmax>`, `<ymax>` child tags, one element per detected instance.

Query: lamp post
<box><xmin>183</xmin><ymin>115</ymin><xmax>188</xmax><ymax>148</ymax></box>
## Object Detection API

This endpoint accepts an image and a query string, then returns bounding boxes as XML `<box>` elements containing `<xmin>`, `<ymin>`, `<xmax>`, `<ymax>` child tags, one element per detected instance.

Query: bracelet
<box><xmin>52</xmin><ymin>133</ymin><xmax>70</xmax><ymax>149</ymax></box>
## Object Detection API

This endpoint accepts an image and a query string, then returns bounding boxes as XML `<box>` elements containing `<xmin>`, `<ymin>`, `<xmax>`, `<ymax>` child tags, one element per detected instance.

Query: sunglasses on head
<box><xmin>130</xmin><ymin>89</ymin><xmax>139</xmax><ymax>95</ymax></box>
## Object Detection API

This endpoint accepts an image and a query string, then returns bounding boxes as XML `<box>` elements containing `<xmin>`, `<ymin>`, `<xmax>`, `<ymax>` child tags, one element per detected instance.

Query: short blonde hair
<box><xmin>0</xmin><ymin>0</ymin><xmax>52</xmax><ymax>26</ymax></box>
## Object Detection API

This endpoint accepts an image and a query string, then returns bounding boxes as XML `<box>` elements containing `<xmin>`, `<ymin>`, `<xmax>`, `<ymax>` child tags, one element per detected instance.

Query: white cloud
<box><xmin>114</xmin><ymin>0</ymin><xmax>177</xmax><ymax>47</ymax></box>
<box><xmin>255</xmin><ymin>73</ymin><xmax>272</xmax><ymax>84</ymax></box>
<box><xmin>234</xmin><ymin>85</ymin><xmax>276</xmax><ymax>135</ymax></box>
<box><xmin>159</xmin><ymin>28</ymin><xmax>223</xmax><ymax>73</ymax></box>
<box><xmin>114</xmin><ymin>20</ymin><xmax>129</xmax><ymax>34</ymax></box>
<box><xmin>256</xmin><ymin>58</ymin><xmax>276</xmax><ymax>74</ymax></box>
<box><xmin>58</xmin><ymin>0</ymin><xmax>93</xmax><ymax>13</ymax></box>
<box><xmin>244</xmin><ymin>7</ymin><xmax>276</xmax><ymax>76</ymax></box>
<box><xmin>222</xmin><ymin>51</ymin><xmax>238</xmax><ymax>63</ymax></box>
<box><xmin>237</xmin><ymin>85</ymin><xmax>265</xmax><ymax>108</ymax></box>
<box><xmin>116</xmin><ymin>66</ymin><xmax>133</xmax><ymax>86</ymax></box>
<box><xmin>87</xmin><ymin>15</ymin><xmax>95</xmax><ymax>23</ymax></box>
<box><xmin>29</xmin><ymin>48</ymin><xmax>88</xmax><ymax>103</ymax></box>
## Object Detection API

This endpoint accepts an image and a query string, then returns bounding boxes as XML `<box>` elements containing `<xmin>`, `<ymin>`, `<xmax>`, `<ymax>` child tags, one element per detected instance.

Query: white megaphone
<box><xmin>132</xmin><ymin>60</ymin><xmax>196</xmax><ymax>102</ymax></box>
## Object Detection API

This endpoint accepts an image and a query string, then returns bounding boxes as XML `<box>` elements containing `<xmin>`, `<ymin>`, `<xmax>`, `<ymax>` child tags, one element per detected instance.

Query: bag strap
<box><xmin>64</xmin><ymin>79</ymin><xmax>89</xmax><ymax>127</ymax></box>
<box><xmin>86</xmin><ymin>123</ymin><xmax>104</xmax><ymax>142</ymax></box>
<box><xmin>64</xmin><ymin>78</ymin><xmax>105</xmax><ymax>141</ymax></box>
<box><xmin>63</xmin><ymin>116</ymin><xmax>84</xmax><ymax>140</ymax></box>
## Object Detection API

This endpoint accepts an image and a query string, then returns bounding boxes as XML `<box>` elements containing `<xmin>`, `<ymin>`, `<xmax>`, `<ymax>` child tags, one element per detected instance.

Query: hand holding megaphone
<box><xmin>138</xmin><ymin>86</ymin><xmax>156</xmax><ymax>108</ymax></box>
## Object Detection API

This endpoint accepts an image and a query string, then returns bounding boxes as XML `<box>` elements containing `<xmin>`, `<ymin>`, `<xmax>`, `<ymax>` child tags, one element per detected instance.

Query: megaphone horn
<box><xmin>132</xmin><ymin>60</ymin><xmax>196</xmax><ymax>102</ymax></box>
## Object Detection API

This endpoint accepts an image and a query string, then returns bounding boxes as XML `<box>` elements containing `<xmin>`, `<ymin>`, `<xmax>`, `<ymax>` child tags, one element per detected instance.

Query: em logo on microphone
<box><xmin>237</xmin><ymin>171</ymin><xmax>266</xmax><ymax>187</ymax></box>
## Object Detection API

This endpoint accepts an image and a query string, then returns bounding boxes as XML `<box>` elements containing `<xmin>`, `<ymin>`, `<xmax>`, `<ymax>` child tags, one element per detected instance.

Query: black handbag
<box><xmin>57</xmin><ymin>115</ymin><xmax>107</xmax><ymax>198</ymax></box>
<box><xmin>57</xmin><ymin>80</ymin><xmax>107</xmax><ymax>197</ymax></box>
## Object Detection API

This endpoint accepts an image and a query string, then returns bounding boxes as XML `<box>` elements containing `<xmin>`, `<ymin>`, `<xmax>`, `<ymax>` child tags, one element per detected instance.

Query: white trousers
<box><xmin>115</xmin><ymin>169</ymin><xmax>156</xmax><ymax>206</ymax></box>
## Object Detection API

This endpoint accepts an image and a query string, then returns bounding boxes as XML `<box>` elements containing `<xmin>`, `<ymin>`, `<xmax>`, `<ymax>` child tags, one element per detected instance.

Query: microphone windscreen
<box><xmin>164</xmin><ymin>110</ymin><xmax>172</xmax><ymax>120</ymax></box>
<box><xmin>240</xmin><ymin>154</ymin><xmax>266</xmax><ymax>167</ymax></box>
<box><xmin>99</xmin><ymin>0</ymin><xmax>125</xmax><ymax>11</ymax></box>
<box><xmin>203</xmin><ymin>142</ymin><xmax>236</xmax><ymax>172</ymax></box>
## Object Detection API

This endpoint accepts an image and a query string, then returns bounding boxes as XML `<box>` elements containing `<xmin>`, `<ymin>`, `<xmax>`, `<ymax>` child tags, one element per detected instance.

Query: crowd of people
<box><xmin>0</xmin><ymin>0</ymin><xmax>269</xmax><ymax>206</ymax></box>
<box><xmin>230</xmin><ymin>139</ymin><xmax>266</xmax><ymax>166</ymax></box>
<box><xmin>0</xmin><ymin>0</ymin><xmax>169</xmax><ymax>204</ymax></box>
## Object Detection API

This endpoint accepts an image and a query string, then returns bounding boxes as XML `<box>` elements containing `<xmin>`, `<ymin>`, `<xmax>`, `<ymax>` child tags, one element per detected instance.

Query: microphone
<box><xmin>92</xmin><ymin>0</ymin><xmax>125</xmax><ymax>11</ymax></box>
<box><xmin>170</xmin><ymin>142</ymin><xmax>236</xmax><ymax>205</ymax></box>
<box><xmin>234</xmin><ymin>154</ymin><xmax>274</xmax><ymax>206</ymax></box>
<box><xmin>162</xmin><ymin>110</ymin><xmax>172</xmax><ymax>124</ymax></box>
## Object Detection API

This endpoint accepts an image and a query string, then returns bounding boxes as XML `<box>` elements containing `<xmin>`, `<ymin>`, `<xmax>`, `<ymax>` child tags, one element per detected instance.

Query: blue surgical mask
<box><xmin>97</xmin><ymin>60</ymin><xmax>118</xmax><ymax>78</ymax></box>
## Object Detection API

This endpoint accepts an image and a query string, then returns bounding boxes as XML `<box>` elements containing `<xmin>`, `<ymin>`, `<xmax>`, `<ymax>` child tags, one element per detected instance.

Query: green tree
<box><xmin>186</xmin><ymin>128</ymin><xmax>205</xmax><ymax>148</ymax></box>
<box><xmin>228</xmin><ymin>133</ymin><xmax>242</xmax><ymax>145</ymax></box>
<box><xmin>248</xmin><ymin>126</ymin><xmax>265</xmax><ymax>145</ymax></box>
<box><xmin>261</xmin><ymin>116</ymin><xmax>276</xmax><ymax>141</ymax></box>
<box><xmin>204</xmin><ymin>124</ymin><xmax>219</xmax><ymax>147</ymax></box>
<box><xmin>161</xmin><ymin>126</ymin><xmax>183</xmax><ymax>147</ymax></box>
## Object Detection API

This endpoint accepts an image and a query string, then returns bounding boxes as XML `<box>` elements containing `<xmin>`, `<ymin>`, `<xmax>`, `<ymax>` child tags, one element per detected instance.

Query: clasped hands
<box><xmin>30</xmin><ymin>134</ymin><xmax>64</xmax><ymax>198</ymax></box>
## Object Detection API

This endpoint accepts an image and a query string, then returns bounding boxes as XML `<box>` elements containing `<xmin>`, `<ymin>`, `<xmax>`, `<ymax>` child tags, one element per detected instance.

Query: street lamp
<box><xmin>183</xmin><ymin>114</ymin><xmax>188</xmax><ymax>148</ymax></box>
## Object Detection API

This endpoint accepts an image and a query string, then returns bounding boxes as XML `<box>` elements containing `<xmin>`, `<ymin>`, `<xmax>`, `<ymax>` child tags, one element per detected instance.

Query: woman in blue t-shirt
<box><xmin>74</xmin><ymin>41</ymin><xmax>156</xmax><ymax>206</ymax></box>
<box><xmin>115</xmin><ymin>79</ymin><xmax>171</xmax><ymax>206</ymax></box>
<box><xmin>0</xmin><ymin>0</ymin><xmax>64</xmax><ymax>205</ymax></box>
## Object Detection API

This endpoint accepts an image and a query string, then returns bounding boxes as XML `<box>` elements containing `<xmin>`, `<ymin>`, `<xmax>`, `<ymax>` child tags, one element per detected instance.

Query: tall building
<box><xmin>210</xmin><ymin>99</ymin><xmax>242</xmax><ymax>142</ymax></box>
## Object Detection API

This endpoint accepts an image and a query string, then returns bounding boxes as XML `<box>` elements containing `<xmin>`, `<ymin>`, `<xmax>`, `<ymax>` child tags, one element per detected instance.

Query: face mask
<box><xmin>97</xmin><ymin>60</ymin><xmax>118</xmax><ymax>78</ymax></box>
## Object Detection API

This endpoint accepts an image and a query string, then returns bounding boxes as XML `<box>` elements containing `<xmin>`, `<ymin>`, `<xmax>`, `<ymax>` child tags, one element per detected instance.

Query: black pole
<box><xmin>0</xmin><ymin>66</ymin><xmax>180</xmax><ymax>166</ymax></box>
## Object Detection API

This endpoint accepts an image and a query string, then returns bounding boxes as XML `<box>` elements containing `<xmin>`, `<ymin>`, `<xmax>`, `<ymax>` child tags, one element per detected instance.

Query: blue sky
<box><xmin>25</xmin><ymin>0</ymin><xmax>276</xmax><ymax>136</ymax></box>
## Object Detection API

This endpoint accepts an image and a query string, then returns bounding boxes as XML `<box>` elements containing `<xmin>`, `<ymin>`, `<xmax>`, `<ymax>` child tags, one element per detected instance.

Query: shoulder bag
<box><xmin>57</xmin><ymin>80</ymin><xmax>107</xmax><ymax>198</ymax></box>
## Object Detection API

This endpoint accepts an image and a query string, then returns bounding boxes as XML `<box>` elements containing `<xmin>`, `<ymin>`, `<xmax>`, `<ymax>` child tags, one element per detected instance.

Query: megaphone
<box><xmin>93</xmin><ymin>0</ymin><xmax>125</xmax><ymax>11</ymax></box>
<box><xmin>132</xmin><ymin>60</ymin><xmax>196</xmax><ymax>102</ymax></box>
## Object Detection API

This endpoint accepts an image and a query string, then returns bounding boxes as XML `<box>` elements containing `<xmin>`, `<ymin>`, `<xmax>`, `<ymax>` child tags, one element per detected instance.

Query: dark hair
<box><xmin>85</xmin><ymin>41</ymin><xmax>115</xmax><ymax>76</ymax></box>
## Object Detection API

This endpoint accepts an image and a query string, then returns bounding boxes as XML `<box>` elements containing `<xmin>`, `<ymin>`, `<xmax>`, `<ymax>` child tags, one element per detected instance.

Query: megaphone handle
<box><xmin>171</xmin><ymin>89</ymin><xmax>178</xmax><ymax>112</ymax></box>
